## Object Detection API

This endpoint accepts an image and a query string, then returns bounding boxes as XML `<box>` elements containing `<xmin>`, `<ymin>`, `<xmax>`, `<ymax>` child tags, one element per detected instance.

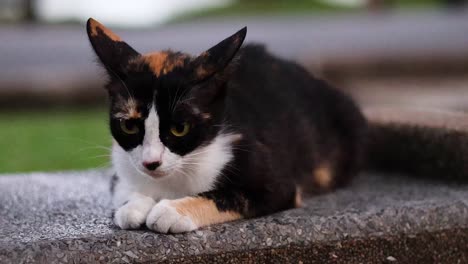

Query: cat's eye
<box><xmin>170</xmin><ymin>122</ymin><xmax>191</xmax><ymax>137</ymax></box>
<box><xmin>120</xmin><ymin>119</ymin><xmax>139</xmax><ymax>135</ymax></box>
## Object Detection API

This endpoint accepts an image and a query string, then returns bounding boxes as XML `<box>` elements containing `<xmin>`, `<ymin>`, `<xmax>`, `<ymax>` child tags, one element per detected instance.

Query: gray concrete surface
<box><xmin>345</xmin><ymin>76</ymin><xmax>468</xmax><ymax>112</ymax></box>
<box><xmin>0</xmin><ymin>169</ymin><xmax>467</xmax><ymax>263</ymax></box>
<box><xmin>1</xmin><ymin>10</ymin><xmax>468</xmax><ymax>97</ymax></box>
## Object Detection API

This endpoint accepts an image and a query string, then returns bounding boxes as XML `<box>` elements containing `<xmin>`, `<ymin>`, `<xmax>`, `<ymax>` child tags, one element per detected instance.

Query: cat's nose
<box><xmin>142</xmin><ymin>161</ymin><xmax>161</xmax><ymax>171</ymax></box>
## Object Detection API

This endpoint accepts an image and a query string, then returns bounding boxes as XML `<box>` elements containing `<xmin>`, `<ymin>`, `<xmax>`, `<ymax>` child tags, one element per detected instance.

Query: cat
<box><xmin>86</xmin><ymin>18</ymin><xmax>367</xmax><ymax>233</ymax></box>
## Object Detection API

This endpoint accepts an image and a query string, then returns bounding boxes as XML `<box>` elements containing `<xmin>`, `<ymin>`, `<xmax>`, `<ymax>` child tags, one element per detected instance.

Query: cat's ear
<box><xmin>86</xmin><ymin>18</ymin><xmax>140</xmax><ymax>79</ymax></box>
<box><xmin>191</xmin><ymin>27</ymin><xmax>247</xmax><ymax>81</ymax></box>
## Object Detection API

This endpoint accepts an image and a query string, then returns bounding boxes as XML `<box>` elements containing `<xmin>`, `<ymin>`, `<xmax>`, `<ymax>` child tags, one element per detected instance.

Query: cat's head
<box><xmin>86</xmin><ymin>18</ymin><xmax>246</xmax><ymax>179</ymax></box>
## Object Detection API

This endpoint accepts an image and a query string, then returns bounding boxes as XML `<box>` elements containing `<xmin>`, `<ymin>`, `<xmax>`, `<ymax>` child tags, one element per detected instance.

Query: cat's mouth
<box><xmin>143</xmin><ymin>169</ymin><xmax>167</xmax><ymax>179</ymax></box>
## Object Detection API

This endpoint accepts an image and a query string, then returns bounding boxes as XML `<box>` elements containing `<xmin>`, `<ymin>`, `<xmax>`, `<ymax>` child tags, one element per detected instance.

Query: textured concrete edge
<box><xmin>164</xmin><ymin>228</ymin><xmax>468</xmax><ymax>264</ymax></box>
<box><xmin>1</xmin><ymin>228</ymin><xmax>466</xmax><ymax>263</ymax></box>
<box><xmin>363</xmin><ymin>107</ymin><xmax>468</xmax><ymax>132</ymax></box>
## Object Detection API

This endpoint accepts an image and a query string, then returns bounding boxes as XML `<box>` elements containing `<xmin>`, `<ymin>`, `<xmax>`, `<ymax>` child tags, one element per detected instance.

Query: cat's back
<box><xmin>232</xmin><ymin>44</ymin><xmax>314</xmax><ymax>95</ymax></box>
<box><xmin>226</xmin><ymin>44</ymin><xmax>349</xmax><ymax>126</ymax></box>
<box><xmin>228</xmin><ymin>44</ymin><xmax>311</xmax><ymax>111</ymax></box>
<box><xmin>224</xmin><ymin>44</ymin><xmax>366</xmax><ymax>190</ymax></box>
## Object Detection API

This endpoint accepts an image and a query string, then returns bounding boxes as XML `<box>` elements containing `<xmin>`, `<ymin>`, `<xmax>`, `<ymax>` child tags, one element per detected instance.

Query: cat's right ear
<box><xmin>86</xmin><ymin>18</ymin><xmax>140</xmax><ymax>79</ymax></box>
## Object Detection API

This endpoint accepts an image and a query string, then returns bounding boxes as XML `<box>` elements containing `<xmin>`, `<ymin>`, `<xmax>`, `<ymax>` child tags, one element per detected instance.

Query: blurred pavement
<box><xmin>1</xmin><ymin>10</ymin><xmax>468</xmax><ymax>107</ymax></box>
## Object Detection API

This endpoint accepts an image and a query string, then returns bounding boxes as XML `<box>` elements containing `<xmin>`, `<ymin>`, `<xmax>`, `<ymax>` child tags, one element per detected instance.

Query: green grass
<box><xmin>0</xmin><ymin>108</ymin><xmax>112</xmax><ymax>173</ymax></box>
<box><xmin>171</xmin><ymin>0</ymin><xmax>441</xmax><ymax>23</ymax></box>
<box><xmin>171</xmin><ymin>0</ymin><xmax>355</xmax><ymax>22</ymax></box>
<box><xmin>394</xmin><ymin>0</ymin><xmax>441</xmax><ymax>8</ymax></box>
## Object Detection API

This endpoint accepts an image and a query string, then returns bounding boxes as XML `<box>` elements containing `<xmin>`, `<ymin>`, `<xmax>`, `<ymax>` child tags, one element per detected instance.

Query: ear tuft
<box><xmin>192</xmin><ymin>27</ymin><xmax>247</xmax><ymax>81</ymax></box>
<box><xmin>86</xmin><ymin>18</ymin><xmax>140</xmax><ymax>79</ymax></box>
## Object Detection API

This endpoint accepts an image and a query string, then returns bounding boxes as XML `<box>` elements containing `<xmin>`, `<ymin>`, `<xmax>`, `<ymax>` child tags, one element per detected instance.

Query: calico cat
<box><xmin>86</xmin><ymin>18</ymin><xmax>367</xmax><ymax>233</ymax></box>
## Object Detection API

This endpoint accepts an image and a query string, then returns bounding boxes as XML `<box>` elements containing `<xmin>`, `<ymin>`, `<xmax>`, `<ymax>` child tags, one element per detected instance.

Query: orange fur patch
<box><xmin>163</xmin><ymin>55</ymin><xmax>187</xmax><ymax>74</ymax></box>
<box><xmin>195</xmin><ymin>65</ymin><xmax>213</xmax><ymax>79</ymax></box>
<box><xmin>139</xmin><ymin>52</ymin><xmax>187</xmax><ymax>77</ymax></box>
<box><xmin>171</xmin><ymin>197</ymin><xmax>242</xmax><ymax>227</ymax></box>
<box><xmin>88</xmin><ymin>18</ymin><xmax>122</xmax><ymax>42</ymax></box>
<box><xmin>193</xmin><ymin>52</ymin><xmax>211</xmax><ymax>78</ymax></box>
<box><xmin>142</xmin><ymin>52</ymin><xmax>168</xmax><ymax>76</ymax></box>
<box><xmin>313</xmin><ymin>165</ymin><xmax>333</xmax><ymax>189</ymax></box>
<box><xmin>295</xmin><ymin>186</ymin><xmax>303</xmax><ymax>208</ymax></box>
<box><xmin>113</xmin><ymin>99</ymin><xmax>141</xmax><ymax>119</ymax></box>
<box><xmin>195</xmin><ymin>65</ymin><xmax>210</xmax><ymax>79</ymax></box>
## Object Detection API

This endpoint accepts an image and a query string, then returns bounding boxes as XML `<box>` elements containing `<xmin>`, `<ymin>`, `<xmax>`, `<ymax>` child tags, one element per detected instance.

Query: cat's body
<box><xmin>87</xmin><ymin>18</ymin><xmax>366</xmax><ymax>233</ymax></box>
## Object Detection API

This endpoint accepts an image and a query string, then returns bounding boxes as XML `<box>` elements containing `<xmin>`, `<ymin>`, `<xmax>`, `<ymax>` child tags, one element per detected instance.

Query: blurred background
<box><xmin>0</xmin><ymin>0</ymin><xmax>467</xmax><ymax>173</ymax></box>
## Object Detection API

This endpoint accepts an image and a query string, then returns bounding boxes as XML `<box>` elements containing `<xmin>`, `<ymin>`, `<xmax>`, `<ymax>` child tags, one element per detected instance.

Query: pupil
<box><xmin>175</xmin><ymin>123</ymin><xmax>184</xmax><ymax>132</ymax></box>
<box><xmin>125</xmin><ymin>120</ymin><xmax>136</xmax><ymax>131</ymax></box>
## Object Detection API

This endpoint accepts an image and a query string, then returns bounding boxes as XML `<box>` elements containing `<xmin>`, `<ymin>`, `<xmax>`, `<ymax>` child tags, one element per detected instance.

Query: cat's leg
<box><xmin>146</xmin><ymin>184</ymin><xmax>296</xmax><ymax>233</ymax></box>
<box><xmin>114</xmin><ymin>192</ymin><xmax>156</xmax><ymax>229</ymax></box>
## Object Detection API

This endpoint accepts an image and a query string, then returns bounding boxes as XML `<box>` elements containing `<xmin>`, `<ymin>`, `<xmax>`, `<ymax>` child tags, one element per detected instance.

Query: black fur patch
<box><xmin>368</xmin><ymin>123</ymin><xmax>468</xmax><ymax>183</ymax></box>
<box><xmin>191</xmin><ymin>45</ymin><xmax>367</xmax><ymax>218</ymax></box>
<box><xmin>110</xmin><ymin>174</ymin><xmax>119</xmax><ymax>194</ymax></box>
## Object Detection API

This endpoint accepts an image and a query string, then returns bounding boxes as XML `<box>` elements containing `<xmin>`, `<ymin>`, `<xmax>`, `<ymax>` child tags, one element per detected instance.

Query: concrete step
<box><xmin>0</xmin><ymin>169</ymin><xmax>466</xmax><ymax>263</ymax></box>
<box><xmin>1</xmin><ymin>108</ymin><xmax>468</xmax><ymax>263</ymax></box>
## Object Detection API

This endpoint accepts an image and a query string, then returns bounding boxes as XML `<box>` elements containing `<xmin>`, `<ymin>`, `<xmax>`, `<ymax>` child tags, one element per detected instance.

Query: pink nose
<box><xmin>142</xmin><ymin>161</ymin><xmax>161</xmax><ymax>171</ymax></box>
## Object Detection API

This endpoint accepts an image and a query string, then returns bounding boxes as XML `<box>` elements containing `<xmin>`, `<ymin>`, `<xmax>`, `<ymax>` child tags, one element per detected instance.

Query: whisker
<box><xmin>160</xmin><ymin>163</ymin><xmax>181</xmax><ymax>171</ymax></box>
<box><xmin>178</xmin><ymin>160</ymin><xmax>240</xmax><ymax>173</ymax></box>
<box><xmin>108</xmin><ymin>67</ymin><xmax>136</xmax><ymax>104</ymax></box>
<box><xmin>83</xmin><ymin>154</ymin><xmax>112</xmax><ymax>160</ymax></box>
<box><xmin>175</xmin><ymin>96</ymin><xmax>195</xmax><ymax>109</ymax></box>
<box><xmin>172</xmin><ymin>86</ymin><xmax>191</xmax><ymax>114</ymax></box>
<box><xmin>54</xmin><ymin>137</ymin><xmax>112</xmax><ymax>157</ymax></box>
<box><xmin>55</xmin><ymin>137</ymin><xmax>111</xmax><ymax>147</ymax></box>
<box><xmin>128</xmin><ymin>156</ymin><xmax>151</xmax><ymax>178</ymax></box>
<box><xmin>170</xmin><ymin>82</ymin><xmax>184</xmax><ymax>113</ymax></box>
<box><xmin>172</xmin><ymin>166</ymin><xmax>192</xmax><ymax>180</ymax></box>
<box><xmin>183</xmin><ymin>145</ymin><xmax>251</xmax><ymax>159</ymax></box>
<box><xmin>76</xmin><ymin>146</ymin><xmax>112</xmax><ymax>152</ymax></box>
<box><xmin>95</xmin><ymin>161</ymin><xmax>112</xmax><ymax>170</ymax></box>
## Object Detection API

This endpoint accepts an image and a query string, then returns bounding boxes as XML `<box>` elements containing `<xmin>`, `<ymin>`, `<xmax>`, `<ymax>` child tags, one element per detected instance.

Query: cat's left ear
<box><xmin>86</xmin><ymin>18</ymin><xmax>140</xmax><ymax>79</ymax></box>
<box><xmin>191</xmin><ymin>27</ymin><xmax>247</xmax><ymax>81</ymax></box>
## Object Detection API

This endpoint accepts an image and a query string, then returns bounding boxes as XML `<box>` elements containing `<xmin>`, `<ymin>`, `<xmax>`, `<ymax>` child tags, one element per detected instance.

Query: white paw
<box><xmin>146</xmin><ymin>200</ymin><xmax>197</xmax><ymax>233</ymax></box>
<box><xmin>114</xmin><ymin>198</ymin><xmax>155</xmax><ymax>230</ymax></box>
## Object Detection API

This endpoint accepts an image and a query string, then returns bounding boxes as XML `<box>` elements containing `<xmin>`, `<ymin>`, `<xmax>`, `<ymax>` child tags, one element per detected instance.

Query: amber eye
<box><xmin>120</xmin><ymin>119</ymin><xmax>139</xmax><ymax>135</ymax></box>
<box><xmin>170</xmin><ymin>122</ymin><xmax>190</xmax><ymax>137</ymax></box>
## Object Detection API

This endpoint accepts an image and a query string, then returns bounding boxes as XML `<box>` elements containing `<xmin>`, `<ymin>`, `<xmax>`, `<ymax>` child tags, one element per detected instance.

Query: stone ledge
<box><xmin>1</xmin><ymin>169</ymin><xmax>467</xmax><ymax>263</ymax></box>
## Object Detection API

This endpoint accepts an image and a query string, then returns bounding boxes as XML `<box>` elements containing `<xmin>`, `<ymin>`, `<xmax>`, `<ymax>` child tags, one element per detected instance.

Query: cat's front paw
<box><xmin>146</xmin><ymin>200</ymin><xmax>197</xmax><ymax>233</ymax></box>
<box><xmin>114</xmin><ymin>197</ymin><xmax>155</xmax><ymax>230</ymax></box>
